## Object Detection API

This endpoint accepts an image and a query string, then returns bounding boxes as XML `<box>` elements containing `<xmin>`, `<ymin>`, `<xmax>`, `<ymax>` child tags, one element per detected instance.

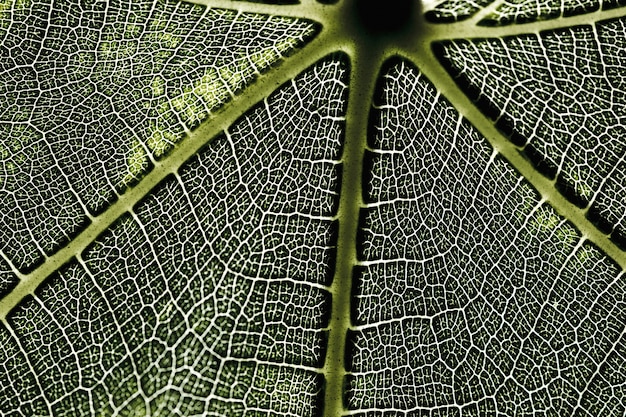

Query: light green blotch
<box><xmin>0</xmin><ymin>0</ymin><xmax>10</xmax><ymax>23</ymax></box>
<box><xmin>150</xmin><ymin>76</ymin><xmax>165</xmax><ymax>97</ymax></box>
<box><xmin>146</xmin><ymin>125</ymin><xmax>179</xmax><ymax>158</ymax></box>
<box><xmin>576</xmin><ymin>244</ymin><xmax>594</xmax><ymax>264</ymax></box>
<box><xmin>195</xmin><ymin>68</ymin><xmax>231</xmax><ymax>110</ymax></box>
<box><xmin>8</xmin><ymin>124</ymin><xmax>36</xmax><ymax>151</ymax></box>
<box><xmin>125</xmin><ymin>35</ymin><xmax>304</xmax><ymax>177</ymax></box>
<box><xmin>157</xmin><ymin>301</ymin><xmax>175</xmax><ymax>323</ymax></box>
<box><xmin>157</xmin><ymin>32</ymin><xmax>180</xmax><ymax>48</ymax></box>
<box><xmin>554</xmin><ymin>223</ymin><xmax>577</xmax><ymax>247</ymax></box>
<box><xmin>148</xmin><ymin>10</ymin><xmax>169</xmax><ymax>32</ymax></box>
<box><xmin>98</xmin><ymin>39</ymin><xmax>139</xmax><ymax>63</ymax></box>
<box><xmin>570</xmin><ymin>170</ymin><xmax>593</xmax><ymax>201</ymax></box>
<box><xmin>98</xmin><ymin>395</ymin><xmax>146</xmax><ymax>417</ymax></box>
<box><xmin>120</xmin><ymin>396</ymin><xmax>147</xmax><ymax>417</ymax></box>
<box><xmin>122</xmin><ymin>140</ymin><xmax>148</xmax><ymax>186</ymax></box>
<box><xmin>0</xmin><ymin>125</ymin><xmax>39</xmax><ymax>173</ymax></box>
<box><xmin>70</xmin><ymin>52</ymin><xmax>95</xmax><ymax>71</ymax></box>
<box><xmin>0</xmin><ymin>0</ymin><xmax>29</xmax><ymax>14</ymax></box>
<box><xmin>0</xmin><ymin>0</ymin><xmax>34</xmax><ymax>29</ymax></box>
<box><xmin>99</xmin><ymin>391</ymin><xmax>182</xmax><ymax>417</ymax></box>
<box><xmin>528</xmin><ymin>204</ymin><xmax>578</xmax><ymax>246</ymax></box>
<box><xmin>171</xmin><ymin>87</ymin><xmax>208</xmax><ymax>126</ymax></box>
<box><xmin>124</xmin><ymin>23</ymin><xmax>140</xmax><ymax>38</ymax></box>
<box><xmin>578</xmin><ymin>183</ymin><xmax>593</xmax><ymax>201</ymax></box>
<box><xmin>268</xmin><ymin>377</ymin><xmax>294</xmax><ymax>409</ymax></box>
<box><xmin>168</xmin><ymin>37</ymin><xmax>302</xmax><ymax>128</ymax></box>
<box><xmin>530</xmin><ymin>206</ymin><xmax>561</xmax><ymax>232</ymax></box>
<box><xmin>144</xmin><ymin>27</ymin><xmax>181</xmax><ymax>49</ymax></box>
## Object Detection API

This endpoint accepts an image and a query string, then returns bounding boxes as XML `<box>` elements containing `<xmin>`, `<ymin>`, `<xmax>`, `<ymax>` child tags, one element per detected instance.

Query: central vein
<box><xmin>322</xmin><ymin>37</ymin><xmax>384</xmax><ymax>416</ymax></box>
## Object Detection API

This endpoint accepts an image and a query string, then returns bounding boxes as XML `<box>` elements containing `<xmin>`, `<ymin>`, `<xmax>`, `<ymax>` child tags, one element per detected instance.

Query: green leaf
<box><xmin>0</xmin><ymin>0</ymin><xmax>625</xmax><ymax>415</ymax></box>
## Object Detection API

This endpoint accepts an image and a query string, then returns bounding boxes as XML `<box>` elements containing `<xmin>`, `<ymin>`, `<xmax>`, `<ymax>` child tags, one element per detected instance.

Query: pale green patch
<box><xmin>98</xmin><ymin>40</ymin><xmax>138</xmax><ymax>62</ymax></box>
<box><xmin>157</xmin><ymin>32</ymin><xmax>181</xmax><ymax>48</ymax></box>
<box><xmin>148</xmin><ymin>11</ymin><xmax>168</xmax><ymax>31</ymax></box>
<box><xmin>269</xmin><ymin>377</ymin><xmax>294</xmax><ymax>409</ymax></box>
<box><xmin>122</xmin><ymin>396</ymin><xmax>147</xmax><ymax>417</ymax></box>
<box><xmin>98</xmin><ymin>388</ymin><xmax>178</xmax><ymax>417</ymax></box>
<box><xmin>196</xmin><ymin>68</ymin><xmax>231</xmax><ymax>109</ymax></box>
<box><xmin>151</xmin><ymin>76</ymin><xmax>165</xmax><ymax>97</ymax></box>
<box><xmin>4</xmin><ymin>161</ymin><xmax>16</xmax><ymax>175</ymax></box>
<box><xmin>157</xmin><ymin>301</ymin><xmax>175</xmax><ymax>323</ymax></box>
<box><xmin>554</xmin><ymin>224</ymin><xmax>577</xmax><ymax>247</ymax></box>
<box><xmin>126</xmin><ymin>35</ymin><xmax>304</xmax><ymax>182</ymax></box>
<box><xmin>536</xmin><ymin>210</ymin><xmax>560</xmax><ymax>230</ymax></box>
<box><xmin>1</xmin><ymin>125</ymin><xmax>40</xmax><ymax>162</ymax></box>
<box><xmin>167</xmin><ymin>37</ymin><xmax>303</xmax><ymax>126</ymax></box>
<box><xmin>218</xmin><ymin>65</ymin><xmax>245</xmax><ymax>93</ymax></box>
<box><xmin>122</xmin><ymin>140</ymin><xmax>148</xmax><ymax>185</ymax></box>
<box><xmin>0</xmin><ymin>0</ymin><xmax>29</xmax><ymax>13</ymax></box>
<box><xmin>576</xmin><ymin>244</ymin><xmax>594</xmax><ymax>263</ymax></box>
<box><xmin>124</xmin><ymin>23</ymin><xmax>140</xmax><ymax>38</ymax></box>
<box><xmin>530</xmin><ymin>205</ymin><xmax>561</xmax><ymax>233</ymax></box>
<box><xmin>77</xmin><ymin>51</ymin><xmax>94</xmax><ymax>66</ymax></box>
<box><xmin>576</xmin><ymin>181</ymin><xmax>593</xmax><ymax>202</ymax></box>
<box><xmin>249</xmin><ymin>37</ymin><xmax>300</xmax><ymax>71</ymax></box>
<box><xmin>98</xmin><ymin>395</ymin><xmax>145</xmax><ymax>417</ymax></box>
<box><xmin>149</xmin><ymin>19</ymin><xmax>167</xmax><ymax>31</ymax></box>
<box><xmin>149</xmin><ymin>393</ymin><xmax>178</xmax><ymax>417</ymax></box>
<box><xmin>569</xmin><ymin>170</ymin><xmax>593</xmax><ymax>201</ymax></box>
<box><xmin>171</xmin><ymin>89</ymin><xmax>207</xmax><ymax>126</ymax></box>
<box><xmin>146</xmin><ymin>125</ymin><xmax>180</xmax><ymax>158</ymax></box>
<box><xmin>144</xmin><ymin>30</ymin><xmax>182</xmax><ymax>49</ymax></box>
<box><xmin>0</xmin><ymin>143</ymin><xmax>9</xmax><ymax>160</ymax></box>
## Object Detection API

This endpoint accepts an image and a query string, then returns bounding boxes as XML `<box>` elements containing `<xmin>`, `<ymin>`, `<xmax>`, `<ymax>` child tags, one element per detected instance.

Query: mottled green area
<box><xmin>426</xmin><ymin>0</ymin><xmax>494</xmax><ymax>22</ymax></box>
<box><xmin>0</xmin><ymin>56</ymin><xmax>347</xmax><ymax>416</ymax></box>
<box><xmin>0</xmin><ymin>0</ymin><xmax>317</xmax><ymax>272</ymax></box>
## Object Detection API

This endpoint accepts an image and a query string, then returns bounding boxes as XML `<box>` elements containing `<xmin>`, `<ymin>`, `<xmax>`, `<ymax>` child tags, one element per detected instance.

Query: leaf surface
<box><xmin>436</xmin><ymin>18</ymin><xmax>626</xmax><ymax>248</ymax></box>
<box><xmin>0</xmin><ymin>0</ymin><xmax>316</xmax><ymax>272</ymax></box>
<box><xmin>347</xmin><ymin>57</ymin><xmax>625</xmax><ymax>416</ymax></box>
<box><xmin>0</xmin><ymin>54</ymin><xmax>347</xmax><ymax>416</ymax></box>
<box><xmin>0</xmin><ymin>0</ymin><xmax>625</xmax><ymax>415</ymax></box>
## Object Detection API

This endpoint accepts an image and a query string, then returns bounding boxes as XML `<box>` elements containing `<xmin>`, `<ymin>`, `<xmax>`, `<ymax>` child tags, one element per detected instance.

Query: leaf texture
<box><xmin>0</xmin><ymin>0</ymin><xmax>316</xmax><ymax>273</ymax></box>
<box><xmin>347</xmin><ymin>58</ymin><xmax>626</xmax><ymax>416</ymax></box>
<box><xmin>1</xmin><ymin>0</ymin><xmax>626</xmax><ymax>415</ymax></box>
<box><xmin>435</xmin><ymin>18</ymin><xmax>626</xmax><ymax>248</ymax></box>
<box><xmin>427</xmin><ymin>0</ymin><xmax>612</xmax><ymax>24</ymax></box>
<box><xmin>0</xmin><ymin>54</ymin><xmax>347</xmax><ymax>416</ymax></box>
<box><xmin>0</xmin><ymin>258</ymin><xmax>17</xmax><ymax>299</ymax></box>
<box><xmin>479</xmin><ymin>0</ymin><xmax>600</xmax><ymax>25</ymax></box>
<box><xmin>426</xmin><ymin>0</ymin><xmax>494</xmax><ymax>23</ymax></box>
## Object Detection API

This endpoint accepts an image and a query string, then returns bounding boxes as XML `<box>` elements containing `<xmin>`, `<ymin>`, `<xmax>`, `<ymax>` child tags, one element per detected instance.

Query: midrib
<box><xmin>321</xmin><ymin>41</ymin><xmax>384</xmax><ymax>416</ymax></box>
